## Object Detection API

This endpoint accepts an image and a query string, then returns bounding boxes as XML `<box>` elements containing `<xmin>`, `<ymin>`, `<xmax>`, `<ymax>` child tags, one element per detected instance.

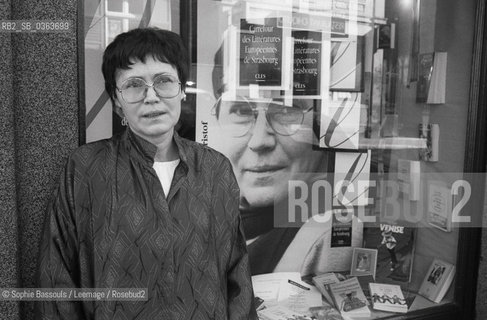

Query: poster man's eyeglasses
<box><xmin>116</xmin><ymin>74</ymin><xmax>181</xmax><ymax>103</ymax></box>
<box><xmin>213</xmin><ymin>97</ymin><xmax>312</xmax><ymax>137</ymax></box>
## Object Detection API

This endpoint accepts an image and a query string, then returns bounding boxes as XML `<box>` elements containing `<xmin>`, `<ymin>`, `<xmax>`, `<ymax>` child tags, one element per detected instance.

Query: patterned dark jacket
<box><xmin>36</xmin><ymin>129</ymin><xmax>257</xmax><ymax>320</ymax></box>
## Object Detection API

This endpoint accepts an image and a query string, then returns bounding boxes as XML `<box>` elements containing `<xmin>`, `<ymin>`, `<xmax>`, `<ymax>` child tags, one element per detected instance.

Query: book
<box><xmin>416</xmin><ymin>53</ymin><xmax>434</xmax><ymax>103</ymax></box>
<box><xmin>419</xmin><ymin>123</ymin><xmax>440</xmax><ymax>162</ymax></box>
<box><xmin>369</xmin><ymin>283</ymin><xmax>408</xmax><ymax>313</ymax></box>
<box><xmin>350</xmin><ymin>248</ymin><xmax>378</xmax><ymax>278</ymax></box>
<box><xmin>292</xmin><ymin>30</ymin><xmax>322</xmax><ymax>96</ymax></box>
<box><xmin>354</xmin><ymin>274</ymin><xmax>375</xmax><ymax>297</ymax></box>
<box><xmin>416</xmin><ymin>52</ymin><xmax>447</xmax><ymax>104</ymax></box>
<box><xmin>427</xmin><ymin>52</ymin><xmax>447</xmax><ymax>104</ymax></box>
<box><xmin>329</xmin><ymin>37</ymin><xmax>364</xmax><ymax>92</ymax></box>
<box><xmin>328</xmin><ymin>277</ymin><xmax>370</xmax><ymax>318</ymax></box>
<box><xmin>312</xmin><ymin>272</ymin><xmax>341</xmax><ymax>305</ymax></box>
<box><xmin>309</xmin><ymin>303</ymin><xmax>344</xmax><ymax>320</ymax></box>
<box><xmin>252</xmin><ymin>272</ymin><xmax>322</xmax><ymax>315</ymax></box>
<box><xmin>362</xmin><ymin>223</ymin><xmax>416</xmax><ymax>284</ymax></box>
<box><xmin>397</xmin><ymin>159</ymin><xmax>421</xmax><ymax>201</ymax></box>
<box><xmin>427</xmin><ymin>182</ymin><xmax>452</xmax><ymax>232</ymax></box>
<box><xmin>278</xmin><ymin>278</ymin><xmax>323</xmax><ymax>315</ymax></box>
<box><xmin>418</xmin><ymin>259</ymin><xmax>455</xmax><ymax>303</ymax></box>
<box><xmin>258</xmin><ymin>305</ymin><xmax>313</xmax><ymax>320</ymax></box>
<box><xmin>376</xmin><ymin>23</ymin><xmax>396</xmax><ymax>49</ymax></box>
<box><xmin>254</xmin><ymin>296</ymin><xmax>265</xmax><ymax>311</ymax></box>
<box><xmin>239</xmin><ymin>17</ymin><xmax>284</xmax><ymax>87</ymax></box>
<box><xmin>252</xmin><ymin>272</ymin><xmax>302</xmax><ymax>305</ymax></box>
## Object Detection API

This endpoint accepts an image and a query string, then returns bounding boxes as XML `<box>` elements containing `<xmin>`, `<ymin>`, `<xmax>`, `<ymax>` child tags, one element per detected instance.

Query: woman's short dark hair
<box><xmin>102</xmin><ymin>27</ymin><xmax>189</xmax><ymax>106</ymax></box>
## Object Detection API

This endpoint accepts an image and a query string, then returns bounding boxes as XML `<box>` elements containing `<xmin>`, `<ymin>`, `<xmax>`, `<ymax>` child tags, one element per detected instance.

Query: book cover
<box><xmin>239</xmin><ymin>17</ymin><xmax>283</xmax><ymax>87</ymax></box>
<box><xmin>278</xmin><ymin>279</ymin><xmax>323</xmax><ymax>315</ymax></box>
<box><xmin>252</xmin><ymin>272</ymin><xmax>322</xmax><ymax>315</ymax></box>
<box><xmin>292</xmin><ymin>30</ymin><xmax>322</xmax><ymax>96</ymax></box>
<box><xmin>328</xmin><ymin>277</ymin><xmax>370</xmax><ymax>317</ymax></box>
<box><xmin>416</xmin><ymin>52</ymin><xmax>447</xmax><ymax>104</ymax></box>
<box><xmin>427</xmin><ymin>52</ymin><xmax>447</xmax><ymax>104</ymax></box>
<box><xmin>312</xmin><ymin>272</ymin><xmax>341</xmax><ymax>305</ymax></box>
<box><xmin>418</xmin><ymin>259</ymin><xmax>455</xmax><ymax>303</ymax></box>
<box><xmin>376</xmin><ymin>23</ymin><xmax>396</xmax><ymax>49</ymax></box>
<box><xmin>354</xmin><ymin>274</ymin><xmax>375</xmax><ymax>297</ymax></box>
<box><xmin>350</xmin><ymin>248</ymin><xmax>378</xmax><ymax>278</ymax></box>
<box><xmin>362</xmin><ymin>223</ymin><xmax>416</xmax><ymax>284</ymax></box>
<box><xmin>317</xmin><ymin>96</ymin><xmax>362</xmax><ymax>150</ymax></box>
<box><xmin>397</xmin><ymin>159</ymin><xmax>421</xmax><ymax>201</ymax></box>
<box><xmin>258</xmin><ymin>305</ymin><xmax>313</xmax><ymax>320</ymax></box>
<box><xmin>333</xmin><ymin>151</ymin><xmax>372</xmax><ymax>206</ymax></box>
<box><xmin>369</xmin><ymin>283</ymin><xmax>408</xmax><ymax>313</ymax></box>
<box><xmin>252</xmin><ymin>272</ymin><xmax>302</xmax><ymax>304</ymax></box>
<box><xmin>416</xmin><ymin>53</ymin><xmax>434</xmax><ymax>103</ymax></box>
<box><xmin>331</xmin><ymin>213</ymin><xmax>352</xmax><ymax>248</ymax></box>
<box><xmin>419</xmin><ymin>123</ymin><xmax>440</xmax><ymax>162</ymax></box>
<box><xmin>329</xmin><ymin>37</ymin><xmax>364</xmax><ymax>92</ymax></box>
<box><xmin>427</xmin><ymin>182</ymin><xmax>452</xmax><ymax>232</ymax></box>
<box><xmin>309</xmin><ymin>304</ymin><xmax>344</xmax><ymax>320</ymax></box>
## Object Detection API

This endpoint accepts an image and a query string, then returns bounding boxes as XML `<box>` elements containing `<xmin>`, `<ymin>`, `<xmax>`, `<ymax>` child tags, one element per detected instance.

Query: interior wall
<box><xmin>0</xmin><ymin>1</ymin><xmax>80</xmax><ymax>319</ymax></box>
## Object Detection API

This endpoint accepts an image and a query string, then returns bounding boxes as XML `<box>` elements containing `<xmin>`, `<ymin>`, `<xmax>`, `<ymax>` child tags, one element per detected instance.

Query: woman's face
<box><xmin>216</xmin><ymin>98</ymin><xmax>327</xmax><ymax>209</ymax></box>
<box><xmin>114</xmin><ymin>55</ymin><xmax>183</xmax><ymax>144</ymax></box>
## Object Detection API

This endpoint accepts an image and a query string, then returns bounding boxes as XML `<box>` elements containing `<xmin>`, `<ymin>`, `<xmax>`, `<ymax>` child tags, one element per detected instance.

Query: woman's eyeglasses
<box><xmin>213</xmin><ymin>97</ymin><xmax>312</xmax><ymax>137</ymax></box>
<box><xmin>117</xmin><ymin>74</ymin><xmax>181</xmax><ymax>103</ymax></box>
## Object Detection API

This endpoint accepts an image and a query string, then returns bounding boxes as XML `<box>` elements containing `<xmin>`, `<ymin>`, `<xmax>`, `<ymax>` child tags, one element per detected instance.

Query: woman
<box><xmin>37</xmin><ymin>28</ymin><xmax>256</xmax><ymax>319</ymax></box>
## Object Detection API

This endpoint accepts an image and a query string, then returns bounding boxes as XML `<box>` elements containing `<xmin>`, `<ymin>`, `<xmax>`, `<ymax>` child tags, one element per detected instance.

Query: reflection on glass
<box><xmin>215</xmin><ymin>97</ymin><xmax>312</xmax><ymax>137</ymax></box>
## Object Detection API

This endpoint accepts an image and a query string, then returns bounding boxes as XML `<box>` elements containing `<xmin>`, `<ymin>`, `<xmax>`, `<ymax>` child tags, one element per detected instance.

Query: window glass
<box><xmin>193</xmin><ymin>0</ymin><xmax>474</xmax><ymax>316</ymax></box>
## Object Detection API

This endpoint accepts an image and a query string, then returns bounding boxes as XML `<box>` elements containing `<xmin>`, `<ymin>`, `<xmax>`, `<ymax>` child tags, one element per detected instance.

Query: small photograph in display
<box><xmin>350</xmin><ymin>248</ymin><xmax>378</xmax><ymax>278</ymax></box>
<box><xmin>427</xmin><ymin>264</ymin><xmax>446</xmax><ymax>285</ymax></box>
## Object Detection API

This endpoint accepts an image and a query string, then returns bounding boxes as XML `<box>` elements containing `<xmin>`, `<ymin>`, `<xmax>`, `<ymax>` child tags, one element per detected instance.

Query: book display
<box><xmin>250</xmin><ymin>255</ymin><xmax>456</xmax><ymax>319</ymax></box>
<box><xmin>253</xmin><ymin>269</ymin><xmax>455</xmax><ymax>319</ymax></box>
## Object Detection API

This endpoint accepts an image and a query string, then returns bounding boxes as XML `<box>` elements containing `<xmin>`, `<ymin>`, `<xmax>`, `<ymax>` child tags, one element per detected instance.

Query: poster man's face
<box><xmin>215</xmin><ymin>97</ymin><xmax>327</xmax><ymax>209</ymax></box>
